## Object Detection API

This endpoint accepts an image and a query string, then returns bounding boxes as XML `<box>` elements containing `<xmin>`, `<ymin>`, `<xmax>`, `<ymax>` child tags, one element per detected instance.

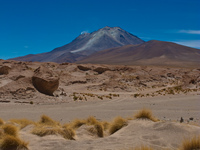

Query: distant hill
<box><xmin>10</xmin><ymin>26</ymin><xmax>144</xmax><ymax>63</ymax></box>
<box><xmin>78</xmin><ymin>40</ymin><xmax>200</xmax><ymax>67</ymax></box>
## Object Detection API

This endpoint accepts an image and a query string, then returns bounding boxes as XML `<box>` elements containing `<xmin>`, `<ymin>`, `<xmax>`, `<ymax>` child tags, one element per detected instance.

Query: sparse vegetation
<box><xmin>101</xmin><ymin>121</ymin><xmax>110</xmax><ymax>131</ymax></box>
<box><xmin>109</xmin><ymin>116</ymin><xmax>127</xmax><ymax>134</ymax></box>
<box><xmin>0</xmin><ymin>118</ymin><xmax>4</xmax><ymax>126</ymax></box>
<box><xmin>134</xmin><ymin>108</ymin><xmax>158</xmax><ymax>122</ymax></box>
<box><xmin>94</xmin><ymin>123</ymin><xmax>104</xmax><ymax>137</ymax></box>
<box><xmin>0</xmin><ymin>135</ymin><xmax>29</xmax><ymax>150</ymax></box>
<box><xmin>9</xmin><ymin>118</ymin><xmax>34</xmax><ymax>129</ymax></box>
<box><xmin>1</xmin><ymin>124</ymin><xmax>18</xmax><ymax>137</ymax></box>
<box><xmin>31</xmin><ymin>115</ymin><xmax>75</xmax><ymax>140</ymax></box>
<box><xmin>86</xmin><ymin>116</ymin><xmax>98</xmax><ymax>125</ymax></box>
<box><xmin>38</xmin><ymin>115</ymin><xmax>59</xmax><ymax>126</ymax></box>
<box><xmin>68</xmin><ymin>119</ymin><xmax>86</xmax><ymax>129</ymax></box>
<box><xmin>179</xmin><ymin>136</ymin><xmax>200</xmax><ymax>150</ymax></box>
<box><xmin>31</xmin><ymin>125</ymin><xmax>62</xmax><ymax>137</ymax></box>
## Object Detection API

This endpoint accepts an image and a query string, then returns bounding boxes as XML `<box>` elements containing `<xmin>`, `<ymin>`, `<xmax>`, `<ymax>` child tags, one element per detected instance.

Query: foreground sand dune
<box><xmin>1</xmin><ymin>116</ymin><xmax>199</xmax><ymax>150</ymax></box>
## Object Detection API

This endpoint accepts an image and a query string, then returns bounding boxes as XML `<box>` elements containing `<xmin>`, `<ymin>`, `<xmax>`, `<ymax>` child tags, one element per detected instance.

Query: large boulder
<box><xmin>0</xmin><ymin>66</ymin><xmax>11</xmax><ymax>75</ymax></box>
<box><xmin>32</xmin><ymin>66</ymin><xmax>59</xmax><ymax>96</ymax></box>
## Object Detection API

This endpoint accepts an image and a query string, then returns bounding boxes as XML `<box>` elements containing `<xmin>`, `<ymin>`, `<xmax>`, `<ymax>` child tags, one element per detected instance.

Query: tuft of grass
<box><xmin>134</xmin><ymin>108</ymin><xmax>158</xmax><ymax>122</ymax></box>
<box><xmin>2</xmin><ymin>124</ymin><xmax>18</xmax><ymax>137</ymax></box>
<box><xmin>101</xmin><ymin>121</ymin><xmax>110</xmax><ymax>131</ymax></box>
<box><xmin>31</xmin><ymin>125</ymin><xmax>61</xmax><ymax>137</ymax></box>
<box><xmin>9</xmin><ymin>119</ymin><xmax>34</xmax><ymax>129</ymax></box>
<box><xmin>0</xmin><ymin>118</ymin><xmax>4</xmax><ymax>126</ymax></box>
<box><xmin>69</xmin><ymin>119</ymin><xmax>86</xmax><ymax>129</ymax></box>
<box><xmin>179</xmin><ymin>136</ymin><xmax>200</xmax><ymax>150</ymax></box>
<box><xmin>86</xmin><ymin>116</ymin><xmax>98</xmax><ymax>125</ymax></box>
<box><xmin>38</xmin><ymin>115</ymin><xmax>59</xmax><ymax>126</ymax></box>
<box><xmin>0</xmin><ymin>135</ymin><xmax>29</xmax><ymax>150</ymax></box>
<box><xmin>61</xmin><ymin>126</ymin><xmax>75</xmax><ymax>140</ymax></box>
<box><xmin>32</xmin><ymin>124</ymin><xmax>75</xmax><ymax>140</ymax></box>
<box><xmin>94</xmin><ymin>123</ymin><xmax>104</xmax><ymax>137</ymax></box>
<box><xmin>109</xmin><ymin>116</ymin><xmax>127</xmax><ymax>134</ymax></box>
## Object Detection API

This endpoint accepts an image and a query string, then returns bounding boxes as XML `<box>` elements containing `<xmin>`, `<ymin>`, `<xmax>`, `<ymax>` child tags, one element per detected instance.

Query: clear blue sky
<box><xmin>0</xmin><ymin>0</ymin><xmax>200</xmax><ymax>59</ymax></box>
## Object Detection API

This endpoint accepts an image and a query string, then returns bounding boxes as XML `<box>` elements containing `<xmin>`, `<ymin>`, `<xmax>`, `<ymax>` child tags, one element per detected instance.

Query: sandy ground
<box><xmin>1</xmin><ymin>60</ymin><xmax>200</xmax><ymax>150</ymax></box>
<box><xmin>1</xmin><ymin>94</ymin><xmax>200</xmax><ymax>150</ymax></box>
<box><xmin>0</xmin><ymin>94</ymin><xmax>200</xmax><ymax>125</ymax></box>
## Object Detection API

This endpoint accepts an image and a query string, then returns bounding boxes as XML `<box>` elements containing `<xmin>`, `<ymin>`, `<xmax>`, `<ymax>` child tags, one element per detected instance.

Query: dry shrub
<box><xmin>179</xmin><ymin>135</ymin><xmax>200</xmax><ymax>150</ymax></box>
<box><xmin>0</xmin><ymin>129</ymin><xmax>4</xmax><ymax>138</ymax></box>
<box><xmin>31</xmin><ymin>125</ymin><xmax>61</xmax><ymax>137</ymax></box>
<box><xmin>109</xmin><ymin>116</ymin><xmax>127</xmax><ymax>134</ymax></box>
<box><xmin>9</xmin><ymin>119</ymin><xmax>34</xmax><ymax>129</ymax></box>
<box><xmin>86</xmin><ymin>116</ymin><xmax>98</xmax><ymax>125</ymax></box>
<box><xmin>134</xmin><ymin>108</ymin><xmax>158</xmax><ymax>122</ymax></box>
<box><xmin>101</xmin><ymin>121</ymin><xmax>110</xmax><ymax>131</ymax></box>
<box><xmin>0</xmin><ymin>135</ymin><xmax>29</xmax><ymax>150</ymax></box>
<box><xmin>38</xmin><ymin>115</ymin><xmax>59</xmax><ymax>126</ymax></box>
<box><xmin>0</xmin><ymin>118</ymin><xmax>4</xmax><ymax>126</ymax></box>
<box><xmin>94</xmin><ymin>123</ymin><xmax>104</xmax><ymax>137</ymax></box>
<box><xmin>2</xmin><ymin>124</ymin><xmax>18</xmax><ymax>137</ymax></box>
<box><xmin>61</xmin><ymin>127</ymin><xmax>75</xmax><ymax>140</ymax></box>
<box><xmin>32</xmin><ymin>124</ymin><xmax>75</xmax><ymax>140</ymax></box>
<box><xmin>69</xmin><ymin>119</ymin><xmax>86</xmax><ymax>129</ymax></box>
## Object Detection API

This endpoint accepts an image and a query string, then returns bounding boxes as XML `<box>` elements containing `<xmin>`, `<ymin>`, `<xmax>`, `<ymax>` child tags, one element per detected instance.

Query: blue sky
<box><xmin>0</xmin><ymin>0</ymin><xmax>200</xmax><ymax>59</ymax></box>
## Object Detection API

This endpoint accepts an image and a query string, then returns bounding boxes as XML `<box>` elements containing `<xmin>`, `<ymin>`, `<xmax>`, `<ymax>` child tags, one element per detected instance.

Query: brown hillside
<box><xmin>78</xmin><ymin>40</ymin><xmax>200</xmax><ymax>67</ymax></box>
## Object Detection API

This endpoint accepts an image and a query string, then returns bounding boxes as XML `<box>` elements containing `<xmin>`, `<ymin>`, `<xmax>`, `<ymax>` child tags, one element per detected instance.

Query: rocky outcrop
<box><xmin>77</xmin><ymin>65</ymin><xmax>91</xmax><ymax>71</ymax></box>
<box><xmin>93</xmin><ymin>67</ymin><xmax>110</xmax><ymax>74</ymax></box>
<box><xmin>0</xmin><ymin>66</ymin><xmax>11</xmax><ymax>75</ymax></box>
<box><xmin>32</xmin><ymin>66</ymin><xmax>59</xmax><ymax>96</ymax></box>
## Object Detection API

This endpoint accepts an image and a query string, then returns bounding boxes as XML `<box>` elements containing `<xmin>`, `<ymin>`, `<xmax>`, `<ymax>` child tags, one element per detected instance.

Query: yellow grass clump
<box><xmin>32</xmin><ymin>124</ymin><xmax>75</xmax><ymax>140</ymax></box>
<box><xmin>2</xmin><ymin>124</ymin><xmax>18</xmax><ymax>137</ymax></box>
<box><xmin>0</xmin><ymin>118</ymin><xmax>4</xmax><ymax>126</ymax></box>
<box><xmin>101</xmin><ymin>121</ymin><xmax>110</xmax><ymax>131</ymax></box>
<box><xmin>9</xmin><ymin>118</ymin><xmax>34</xmax><ymax>129</ymax></box>
<box><xmin>179</xmin><ymin>135</ymin><xmax>200</xmax><ymax>150</ymax></box>
<box><xmin>86</xmin><ymin>116</ymin><xmax>98</xmax><ymax>125</ymax></box>
<box><xmin>68</xmin><ymin>119</ymin><xmax>86</xmax><ymax>129</ymax></box>
<box><xmin>94</xmin><ymin>123</ymin><xmax>104</xmax><ymax>137</ymax></box>
<box><xmin>134</xmin><ymin>108</ymin><xmax>158</xmax><ymax>122</ymax></box>
<box><xmin>31</xmin><ymin>125</ymin><xmax>62</xmax><ymax>137</ymax></box>
<box><xmin>32</xmin><ymin>115</ymin><xmax>75</xmax><ymax>140</ymax></box>
<box><xmin>109</xmin><ymin>116</ymin><xmax>127</xmax><ymax>134</ymax></box>
<box><xmin>0</xmin><ymin>135</ymin><xmax>29</xmax><ymax>150</ymax></box>
<box><xmin>61</xmin><ymin>126</ymin><xmax>75</xmax><ymax>140</ymax></box>
<box><xmin>38</xmin><ymin>115</ymin><xmax>59</xmax><ymax>126</ymax></box>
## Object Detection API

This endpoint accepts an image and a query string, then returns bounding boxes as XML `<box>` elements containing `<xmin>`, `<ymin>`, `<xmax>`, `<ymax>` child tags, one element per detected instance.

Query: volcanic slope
<box><xmin>78</xmin><ymin>40</ymin><xmax>200</xmax><ymax>67</ymax></box>
<box><xmin>11</xmin><ymin>26</ymin><xmax>144</xmax><ymax>63</ymax></box>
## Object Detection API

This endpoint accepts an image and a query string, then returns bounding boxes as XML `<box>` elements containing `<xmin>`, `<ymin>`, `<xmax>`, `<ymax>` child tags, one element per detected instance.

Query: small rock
<box><xmin>189</xmin><ymin>117</ymin><xmax>194</xmax><ymax>121</ymax></box>
<box><xmin>180</xmin><ymin>117</ymin><xmax>184</xmax><ymax>123</ymax></box>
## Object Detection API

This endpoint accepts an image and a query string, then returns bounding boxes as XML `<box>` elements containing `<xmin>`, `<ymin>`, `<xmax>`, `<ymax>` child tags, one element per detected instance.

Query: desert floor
<box><xmin>0</xmin><ymin>93</ymin><xmax>200</xmax><ymax>150</ymax></box>
<box><xmin>0</xmin><ymin>60</ymin><xmax>200</xmax><ymax>150</ymax></box>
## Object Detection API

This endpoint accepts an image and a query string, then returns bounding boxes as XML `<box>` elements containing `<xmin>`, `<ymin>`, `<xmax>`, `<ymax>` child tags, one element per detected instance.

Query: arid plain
<box><xmin>0</xmin><ymin>59</ymin><xmax>200</xmax><ymax>150</ymax></box>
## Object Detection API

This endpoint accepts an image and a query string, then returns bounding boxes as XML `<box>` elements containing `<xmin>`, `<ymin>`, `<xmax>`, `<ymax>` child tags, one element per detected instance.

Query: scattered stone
<box><xmin>77</xmin><ymin>65</ymin><xmax>91</xmax><ymax>71</ymax></box>
<box><xmin>189</xmin><ymin>117</ymin><xmax>194</xmax><ymax>121</ymax></box>
<box><xmin>180</xmin><ymin>117</ymin><xmax>184</xmax><ymax>123</ymax></box>
<box><xmin>93</xmin><ymin>67</ymin><xmax>110</xmax><ymax>74</ymax></box>
<box><xmin>0</xmin><ymin>66</ymin><xmax>11</xmax><ymax>75</ymax></box>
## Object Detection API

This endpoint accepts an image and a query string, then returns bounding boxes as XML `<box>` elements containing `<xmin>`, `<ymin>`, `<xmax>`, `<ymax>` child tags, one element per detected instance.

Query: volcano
<box><xmin>11</xmin><ymin>26</ymin><xmax>144</xmax><ymax>63</ymax></box>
